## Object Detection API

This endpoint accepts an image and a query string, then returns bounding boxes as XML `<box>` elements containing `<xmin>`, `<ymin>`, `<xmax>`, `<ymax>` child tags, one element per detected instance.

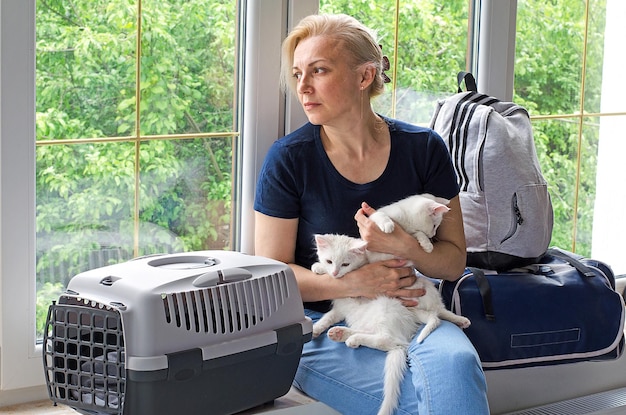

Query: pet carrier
<box><xmin>43</xmin><ymin>251</ymin><xmax>313</xmax><ymax>415</ymax></box>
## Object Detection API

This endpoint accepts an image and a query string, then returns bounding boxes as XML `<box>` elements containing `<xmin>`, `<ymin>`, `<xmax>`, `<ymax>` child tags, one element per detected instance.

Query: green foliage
<box><xmin>36</xmin><ymin>282</ymin><xmax>64</xmax><ymax>339</ymax></box>
<box><xmin>35</xmin><ymin>0</ymin><xmax>237</xmax><ymax>336</ymax></box>
<box><xmin>515</xmin><ymin>0</ymin><xmax>607</xmax><ymax>255</ymax></box>
<box><xmin>36</xmin><ymin>0</ymin><xmax>236</xmax><ymax>241</ymax></box>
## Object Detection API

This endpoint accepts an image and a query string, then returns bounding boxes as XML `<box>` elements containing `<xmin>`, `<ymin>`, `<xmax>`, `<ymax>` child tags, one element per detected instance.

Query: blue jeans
<box><xmin>294</xmin><ymin>309</ymin><xmax>489</xmax><ymax>415</ymax></box>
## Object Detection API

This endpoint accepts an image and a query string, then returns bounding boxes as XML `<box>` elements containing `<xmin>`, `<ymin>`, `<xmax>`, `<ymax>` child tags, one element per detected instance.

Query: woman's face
<box><xmin>292</xmin><ymin>35</ymin><xmax>363</xmax><ymax>126</ymax></box>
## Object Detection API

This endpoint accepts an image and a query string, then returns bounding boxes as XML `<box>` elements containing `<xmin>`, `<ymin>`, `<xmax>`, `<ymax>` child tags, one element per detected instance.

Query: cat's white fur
<box><xmin>310</xmin><ymin>194</ymin><xmax>470</xmax><ymax>415</ymax></box>
<box><xmin>368</xmin><ymin>192</ymin><xmax>451</xmax><ymax>255</ymax></box>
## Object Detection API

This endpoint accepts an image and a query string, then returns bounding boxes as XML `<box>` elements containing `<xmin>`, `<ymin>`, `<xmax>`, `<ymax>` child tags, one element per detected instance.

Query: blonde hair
<box><xmin>280</xmin><ymin>14</ymin><xmax>386</xmax><ymax>98</ymax></box>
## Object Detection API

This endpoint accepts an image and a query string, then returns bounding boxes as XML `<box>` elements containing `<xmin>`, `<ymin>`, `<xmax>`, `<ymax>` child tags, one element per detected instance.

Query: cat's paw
<box><xmin>457</xmin><ymin>317</ymin><xmax>471</xmax><ymax>329</ymax></box>
<box><xmin>421</xmin><ymin>242</ymin><xmax>434</xmax><ymax>253</ymax></box>
<box><xmin>344</xmin><ymin>336</ymin><xmax>362</xmax><ymax>348</ymax></box>
<box><xmin>327</xmin><ymin>326</ymin><xmax>347</xmax><ymax>342</ymax></box>
<box><xmin>311</xmin><ymin>262</ymin><xmax>325</xmax><ymax>275</ymax></box>
<box><xmin>416</xmin><ymin>233</ymin><xmax>434</xmax><ymax>253</ymax></box>
<box><xmin>312</xmin><ymin>323</ymin><xmax>325</xmax><ymax>338</ymax></box>
<box><xmin>369</xmin><ymin>212</ymin><xmax>395</xmax><ymax>233</ymax></box>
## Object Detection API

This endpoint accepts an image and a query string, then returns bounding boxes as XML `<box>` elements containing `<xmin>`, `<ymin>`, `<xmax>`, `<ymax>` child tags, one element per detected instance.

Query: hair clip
<box><xmin>379</xmin><ymin>44</ymin><xmax>392</xmax><ymax>84</ymax></box>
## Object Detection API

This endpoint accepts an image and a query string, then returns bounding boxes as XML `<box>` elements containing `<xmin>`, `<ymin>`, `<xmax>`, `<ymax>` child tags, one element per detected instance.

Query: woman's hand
<box><xmin>354</xmin><ymin>197</ymin><xmax>468</xmax><ymax>282</ymax></box>
<box><xmin>354</xmin><ymin>202</ymin><xmax>415</xmax><ymax>259</ymax></box>
<box><xmin>342</xmin><ymin>258</ymin><xmax>424</xmax><ymax>306</ymax></box>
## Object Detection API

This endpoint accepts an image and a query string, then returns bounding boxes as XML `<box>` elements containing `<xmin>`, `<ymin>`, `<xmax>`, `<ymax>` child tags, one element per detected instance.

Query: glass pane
<box><xmin>531</xmin><ymin>118</ymin><xmax>580</xmax><ymax>251</ymax></box>
<box><xmin>36</xmin><ymin>142</ymin><xmax>136</xmax><ymax>338</ymax></box>
<box><xmin>534</xmin><ymin>117</ymin><xmax>599</xmax><ymax>257</ymax></box>
<box><xmin>514</xmin><ymin>0</ymin><xmax>586</xmax><ymax>115</ymax></box>
<box><xmin>394</xmin><ymin>1</ymin><xmax>468</xmax><ymax>124</ymax></box>
<box><xmin>139</xmin><ymin>0</ymin><xmax>238</xmax><ymax>135</ymax></box>
<box><xmin>319</xmin><ymin>0</ymin><xmax>469</xmax><ymax>125</ymax></box>
<box><xmin>576</xmin><ymin>116</ymin><xmax>601</xmax><ymax>256</ymax></box>
<box><xmin>35</xmin><ymin>0</ymin><xmax>241</xmax><ymax>342</ymax></box>
<box><xmin>139</xmin><ymin>138</ymin><xmax>233</xmax><ymax>252</ymax></box>
<box><xmin>36</xmin><ymin>0</ymin><xmax>137</xmax><ymax>139</ymax></box>
<box><xmin>593</xmin><ymin>0</ymin><xmax>626</xmax><ymax>114</ymax></box>
<box><xmin>582</xmin><ymin>0</ymin><xmax>607</xmax><ymax>114</ymax></box>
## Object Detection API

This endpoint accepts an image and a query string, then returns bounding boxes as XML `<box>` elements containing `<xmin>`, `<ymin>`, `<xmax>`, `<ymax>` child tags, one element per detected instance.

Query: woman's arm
<box><xmin>355</xmin><ymin>195</ymin><xmax>466</xmax><ymax>281</ymax></box>
<box><xmin>254</xmin><ymin>211</ymin><xmax>422</xmax><ymax>301</ymax></box>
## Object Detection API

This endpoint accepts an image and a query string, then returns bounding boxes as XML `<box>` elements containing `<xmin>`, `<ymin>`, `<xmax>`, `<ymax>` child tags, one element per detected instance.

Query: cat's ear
<box><xmin>349</xmin><ymin>238</ymin><xmax>368</xmax><ymax>254</ymax></box>
<box><xmin>314</xmin><ymin>234</ymin><xmax>330</xmax><ymax>248</ymax></box>
<box><xmin>431</xmin><ymin>203</ymin><xmax>450</xmax><ymax>216</ymax></box>
<box><xmin>422</xmin><ymin>192</ymin><xmax>450</xmax><ymax>206</ymax></box>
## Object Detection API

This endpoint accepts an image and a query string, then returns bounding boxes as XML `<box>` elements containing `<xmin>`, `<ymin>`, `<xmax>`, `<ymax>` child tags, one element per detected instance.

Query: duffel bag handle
<box><xmin>546</xmin><ymin>248</ymin><xmax>596</xmax><ymax>278</ymax></box>
<box><xmin>468</xmin><ymin>250</ymin><xmax>596</xmax><ymax>322</ymax></box>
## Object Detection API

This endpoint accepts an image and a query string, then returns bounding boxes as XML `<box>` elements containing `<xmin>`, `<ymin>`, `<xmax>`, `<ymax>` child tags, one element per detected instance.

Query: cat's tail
<box><xmin>416</xmin><ymin>314</ymin><xmax>441</xmax><ymax>343</ymax></box>
<box><xmin>377</xmin><ymin>346</ymin><xmax>408</xmax><ymax>415</ymax></box>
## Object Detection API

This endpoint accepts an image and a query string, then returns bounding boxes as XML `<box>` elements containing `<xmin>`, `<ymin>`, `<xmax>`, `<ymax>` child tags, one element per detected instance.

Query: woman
<box><xmin>254</xmin><ymin>13</ymin><xmax>489</xmax><ymax>415</ymax></box>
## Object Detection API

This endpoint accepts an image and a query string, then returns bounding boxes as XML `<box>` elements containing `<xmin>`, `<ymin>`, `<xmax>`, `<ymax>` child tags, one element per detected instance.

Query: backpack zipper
<box><xmin>502</xmin><ymin>193</ymin><xmax>523</xmax><ymax>243</ymax></box>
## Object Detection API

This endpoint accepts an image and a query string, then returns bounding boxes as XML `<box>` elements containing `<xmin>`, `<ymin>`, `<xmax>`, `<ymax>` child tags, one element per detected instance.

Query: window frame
<box><xmin>1</xmin><ymin>0</ymin><xmax>39</xmax><ymax>396</ymax></box>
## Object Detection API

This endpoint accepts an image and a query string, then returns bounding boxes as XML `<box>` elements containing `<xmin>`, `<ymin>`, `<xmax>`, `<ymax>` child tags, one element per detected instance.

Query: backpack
<box><xmin>429</xmin><ymin>72</ymin><xmax>553</xmax><ymax>271</ymax></box>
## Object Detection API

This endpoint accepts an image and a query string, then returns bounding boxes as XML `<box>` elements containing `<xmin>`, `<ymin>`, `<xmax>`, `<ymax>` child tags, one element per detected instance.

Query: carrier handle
<box><xmin>469</xmin><ymin>267</ymin><xmax>496</xmax><ymax>321</ymax></box>
<box><xmin>457</xmin><ymin>71</ymin><xmax>478</xmax><ymax>93</ymax></box>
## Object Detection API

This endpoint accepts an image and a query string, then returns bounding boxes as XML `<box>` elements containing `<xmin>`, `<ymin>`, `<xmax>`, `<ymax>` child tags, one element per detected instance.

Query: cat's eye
<box><xmin>341</xmin><ymin>263</ymin><xmax>350</xmax><ymax>267</ymax></box>
<box><xmin>325</xmin><ymin>259</ymin><xmax>332</xmax><ymax>264</ymax></box>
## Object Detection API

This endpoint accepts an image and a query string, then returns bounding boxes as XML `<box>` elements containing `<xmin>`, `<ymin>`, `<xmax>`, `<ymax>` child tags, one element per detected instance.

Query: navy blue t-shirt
<box><xmin>254</xmin><ymin>117</ymin><xmax>459</xmax><ymax>310</ymax></box>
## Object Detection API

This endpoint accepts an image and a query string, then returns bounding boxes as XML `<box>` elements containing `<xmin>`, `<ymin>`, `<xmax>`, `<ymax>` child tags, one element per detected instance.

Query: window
<box><xmin>514</xmin><ymin>0</ymin><xmax>626</xmax><ymax>273</ymax></box>
<box><xmin>35</xmin><ymin>0</ymin><xmax>242</xmax><ymax>340</ymax></box>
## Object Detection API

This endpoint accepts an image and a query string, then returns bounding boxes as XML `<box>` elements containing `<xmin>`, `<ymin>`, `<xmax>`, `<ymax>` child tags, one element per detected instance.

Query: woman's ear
<box><xmin>359</xmin><ymin>64</ymin><xmax>377</xmax><ymax>90</ymax></box>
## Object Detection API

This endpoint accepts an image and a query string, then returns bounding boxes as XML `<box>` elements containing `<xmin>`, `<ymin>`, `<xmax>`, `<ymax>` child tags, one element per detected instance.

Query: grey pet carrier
<box><xmin>43</xmin><ymin>251</ymin><xmax>312</xmax><ymax>415</ymax></box>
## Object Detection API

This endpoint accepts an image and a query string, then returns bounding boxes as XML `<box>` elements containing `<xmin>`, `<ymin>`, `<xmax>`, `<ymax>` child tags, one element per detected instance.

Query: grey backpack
<box><xmin>430</xmin><ymin>72</ymin><xmax>553</xmax><ymax>271</ymax></box>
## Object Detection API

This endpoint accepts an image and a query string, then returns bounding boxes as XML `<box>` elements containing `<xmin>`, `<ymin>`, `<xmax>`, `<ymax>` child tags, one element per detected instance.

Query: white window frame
<box><xmin>0</xmin><ymin>0</ymin><xmax>39</xmax><ymax>400</ymax></box>
<box><xmin>475</xmin><ymin>0</ymin><xmax>517</xmax><ymax>101</ymax></box>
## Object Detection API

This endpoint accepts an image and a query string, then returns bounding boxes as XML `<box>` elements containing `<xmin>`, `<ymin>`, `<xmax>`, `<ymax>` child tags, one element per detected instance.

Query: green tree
<box><xmin>35</xmin><ymin>0</ymin><xmax>237</xmax><ymax>337</ymax></box>
<box><xmin>515</xmin><ymin>0</ymin><xmax>607</xmax><ymax>254</ymax></box>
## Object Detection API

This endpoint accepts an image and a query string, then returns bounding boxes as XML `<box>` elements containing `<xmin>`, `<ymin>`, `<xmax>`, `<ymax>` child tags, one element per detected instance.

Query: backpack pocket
<box><xmin>499</xmin><ymin>183</ymin><xmax>553</xmax><ymax>258</ymax></box>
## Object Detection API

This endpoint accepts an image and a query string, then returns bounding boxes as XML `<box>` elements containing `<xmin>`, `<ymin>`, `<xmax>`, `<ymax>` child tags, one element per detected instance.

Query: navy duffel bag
<box><xmin>439</xmin><ymin>248</ymin><xmax>625</xmax><ymax>369</ymax></box>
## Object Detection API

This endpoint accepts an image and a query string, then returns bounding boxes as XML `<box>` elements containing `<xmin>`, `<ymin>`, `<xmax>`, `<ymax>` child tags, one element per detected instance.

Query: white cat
<box><xmin>368</xmin><ymin>192</ymin><xmax>451</xmax><ymax>255</ymax></box>
<box><xmin>310</xmin><ymin>194</ymin><xmax>470</xmax><ymax>415</ymax></box>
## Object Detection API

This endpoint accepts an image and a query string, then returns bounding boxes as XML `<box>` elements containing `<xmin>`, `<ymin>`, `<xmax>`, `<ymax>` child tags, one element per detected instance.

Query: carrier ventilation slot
<box><xmin>43</xmin><ymin>301</ymin><xmax>126</xmax><ymax>415</ymax></box>
<box><xmin>161</xmin><ymin>271</ymin><xmax>291</xmax><ymax>334</ymax></box>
